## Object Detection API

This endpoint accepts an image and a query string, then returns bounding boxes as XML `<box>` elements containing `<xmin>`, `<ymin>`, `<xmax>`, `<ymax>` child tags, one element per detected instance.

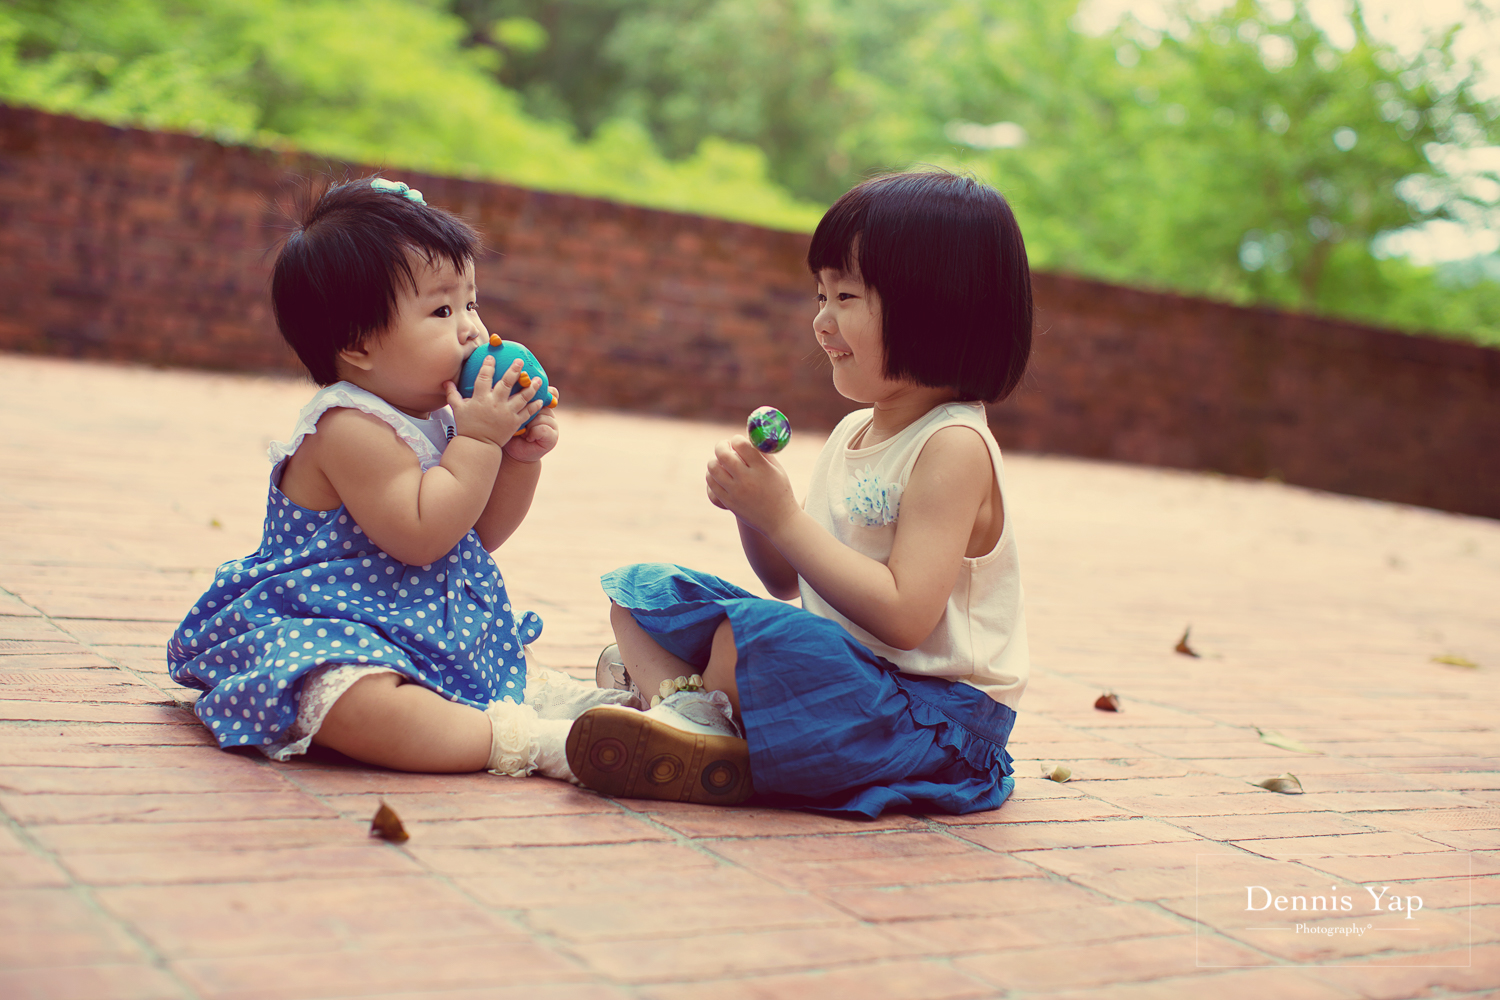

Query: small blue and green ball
<box><xmin>746</xmin><ymin>406</ymin><xmax>791</xmax><ymax>454</ymax></box>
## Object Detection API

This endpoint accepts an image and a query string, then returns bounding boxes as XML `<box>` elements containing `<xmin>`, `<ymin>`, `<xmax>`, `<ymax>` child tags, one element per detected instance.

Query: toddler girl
<box><xmin>168</xmin><ymin>177</ymin><xmax>630</xmax><ymax>778</ymax></box>
<box><xmin>570</xmin><ymin>170</ymin><xmax>1032</xmax><ymax>817</ymax></box>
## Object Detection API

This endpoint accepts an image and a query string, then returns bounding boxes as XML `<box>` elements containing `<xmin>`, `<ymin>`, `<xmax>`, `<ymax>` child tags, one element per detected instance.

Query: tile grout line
<box><xmin>908</xmin><ymin>809</ymin><xmax>1283</xmax><ymax>974</ymax></box>
<box><xmin>0</xmin><ymin>671</ymin><xmax>206</xmax><ymax>999</ymax></box>
<box><xmin>5</xmin><ymin>600</ymin><xmax>1484</xmax><ymax>986</ymax></box>
<box><xmin>0</xmin><ymin>581</ymin><xmax>194</xmax><ymax>711</ymax></box>
<box><xmin>1016</xmin><ymin>656</ymin><xmax>1464</xmax><ymax>849</ymax></box>
<box><xmin>272</xmin><ymin>763</ymin><xmax>646</xmax><ymax>997</ymax></box>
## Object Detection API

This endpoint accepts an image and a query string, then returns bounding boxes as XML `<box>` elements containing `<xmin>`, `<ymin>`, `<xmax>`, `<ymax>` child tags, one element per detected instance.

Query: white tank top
<box><xmin>798</xmin><ymin>401</ymin><xmax>1030</xmax><ymax>708</ymax></box>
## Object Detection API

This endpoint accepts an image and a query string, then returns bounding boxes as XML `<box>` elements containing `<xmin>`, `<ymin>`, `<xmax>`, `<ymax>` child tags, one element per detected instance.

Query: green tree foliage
<box><xmin>903</xmin><ymin>2</ymin><xmax>1499</xmax><ymax>320</ymax></box>
<box><xmin>451</xmin><ymin>0</ymin><xmax>927</xmax><ymax>204</ymax></box>
<box><xmin>0</xmin><ymin>0</ymin><xmax>824</xmax><ymax>229</ymax></box>
<box><xmin>450</xmin><ymin>0</ymin><xmax>633</xmax><ymax>134</ymax></box>
<box><xmin>451</xmin><ymin>0</ymin><xmax>1500</xmax><ymax>345</ymax></box>
<box><xmin>2</xmin><ymin>0</ymin><xmax>1497</xmax><ymax>343</ymax></box>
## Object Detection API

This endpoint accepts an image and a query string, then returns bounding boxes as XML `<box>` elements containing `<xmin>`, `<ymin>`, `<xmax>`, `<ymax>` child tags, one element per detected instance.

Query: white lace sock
<box><xmin>526</xmin><ymin>662</ymin><xmax>641</xmax><ymax>719</ymax></box>
<box><xmin>485</xmin><ymin>699</ymin><xmax>575</xmax><ymax>782</ymax></box>
<box><xmin>531</xmin><ymin>716</ymin><xmax>575</xmax><ymax>782</ymax></box>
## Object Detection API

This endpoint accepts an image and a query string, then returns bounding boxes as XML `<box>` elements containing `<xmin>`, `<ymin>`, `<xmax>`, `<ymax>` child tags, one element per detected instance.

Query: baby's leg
<box><xmin>611</xmin><ymin>603</ymin><xmax>741</xmax><ymax>718</ymax></box>
<box><xmin>314</xmin><ymin>673</ymin><xmax>490</xmax><ymax>772</ymax></box>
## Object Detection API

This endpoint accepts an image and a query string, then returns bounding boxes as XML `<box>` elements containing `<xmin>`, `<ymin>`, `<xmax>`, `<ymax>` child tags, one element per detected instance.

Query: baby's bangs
<box><xmin>389</xmin><ymin>211</ymin><xmax>483</xmax><ymax>295</ymax></box>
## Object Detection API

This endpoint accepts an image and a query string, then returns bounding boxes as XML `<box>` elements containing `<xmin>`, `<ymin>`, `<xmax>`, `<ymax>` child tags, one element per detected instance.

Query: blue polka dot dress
<box><xmin>167</xmin><ymin>382</ymin><xmax>541</xmax><ymax>757</ymax></box>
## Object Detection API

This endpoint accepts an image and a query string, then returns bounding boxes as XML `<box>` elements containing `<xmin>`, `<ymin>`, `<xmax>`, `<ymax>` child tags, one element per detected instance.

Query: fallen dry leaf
<box><xmin>1094</xmin><ymin>692</ymin><xmax>1121</xmax><ymax>712</ymax></box>
<box><xmin>1040</xmin><ymin>763</ymin><xmax>1073</xmax><ymax>782</ymax></box>
<box><xmin>1432</xmin><ymin>654</ymin><xmax>1479</xmax><ymax>669</ymax></box>
<box><xmin>1175</xmin><ymin>627</ymin><xmax>1200</xmax><ymax>658</ymax></box>
<box><xmin>369</xmin><ymin>801</ymin><xmax>409</xmax><ymax>843</ymax></box>
<box><xmin>1255</xmin><ymin>773</ymin><xmax>1304</xmax><ymax>794</ymax></box>
<box><xmin>1256</xmin><ymin>727</ymin><xmax>1320</xmax><ymax>754</ymax></box>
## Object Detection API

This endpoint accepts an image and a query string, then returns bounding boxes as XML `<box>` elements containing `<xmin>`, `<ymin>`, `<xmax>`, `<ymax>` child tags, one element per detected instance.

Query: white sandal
<box><xmin>594</xmin><ymin>643</ymin><xmax>643</xmax><ymax>704</ymax></box>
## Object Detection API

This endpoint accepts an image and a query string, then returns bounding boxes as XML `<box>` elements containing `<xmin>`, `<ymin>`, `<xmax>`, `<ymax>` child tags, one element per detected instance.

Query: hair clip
<box><xmin>369</xmin><ymin>177</ymin><xmax>426</xmax><ymax>205</ymax></box>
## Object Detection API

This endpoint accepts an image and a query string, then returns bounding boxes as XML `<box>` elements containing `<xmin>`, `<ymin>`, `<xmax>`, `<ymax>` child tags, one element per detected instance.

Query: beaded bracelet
<box><xmin>651</xmin><ymin>673</ymin><xmax>705</xmax><ymax>707</ymax></box>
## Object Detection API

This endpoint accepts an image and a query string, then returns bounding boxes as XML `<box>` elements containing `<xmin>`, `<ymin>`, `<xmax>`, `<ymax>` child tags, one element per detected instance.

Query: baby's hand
<box><xmin>444</xmin><ymin>357</ymin><xmax>543</xmax><ymax>448</ymax></box>
<box><xmin>706</xmin><ymin>435</ymin><xmax>797</xmax><ymax>532</ymax></box>
<box><xmin>502</xmin><ymin>387</ymin><xmax>561</xmax><ymax>464</ymax></box>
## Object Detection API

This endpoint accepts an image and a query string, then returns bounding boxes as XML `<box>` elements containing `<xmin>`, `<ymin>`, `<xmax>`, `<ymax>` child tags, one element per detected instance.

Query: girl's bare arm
<box><xmin>737</xmin><ymin>516</ymin><xmax>801</xmax><ymax>600</ymax></box>
<box><xmin>708</xmin><ymin>427</ymin><xmax>992</xmax><ymax>649</ymax></box>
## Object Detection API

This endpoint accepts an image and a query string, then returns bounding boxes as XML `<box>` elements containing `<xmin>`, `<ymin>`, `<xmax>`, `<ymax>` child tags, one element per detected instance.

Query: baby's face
<box><xmin>364</xmin><ymin>256</ymin><xmax>487</xmax><ymax>416</ymax></box>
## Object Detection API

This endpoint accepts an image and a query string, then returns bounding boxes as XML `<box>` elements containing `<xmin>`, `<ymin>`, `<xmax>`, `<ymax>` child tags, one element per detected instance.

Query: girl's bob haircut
<box><xmin>271</xmin><ymin>177</ymin><xmax>481</xmax><ymax>385</ymax></box>
<box><xmin>807</xmin><ymin>170</ymin><xmax>1032</xmax><ymax>403</ymax></box>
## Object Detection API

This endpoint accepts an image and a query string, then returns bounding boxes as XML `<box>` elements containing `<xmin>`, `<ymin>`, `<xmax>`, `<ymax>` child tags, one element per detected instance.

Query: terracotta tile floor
<box><xmin>1</xmin><ymin>352</ymin><xmax>1496</xmax><ymax>999</ymax></box>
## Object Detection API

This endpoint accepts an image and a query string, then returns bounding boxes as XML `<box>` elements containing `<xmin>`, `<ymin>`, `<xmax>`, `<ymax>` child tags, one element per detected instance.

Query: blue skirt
<box><xmin>602</xmin><ymin>563</ymin><xmax>1017</xmax><ymax>819</ymax></box>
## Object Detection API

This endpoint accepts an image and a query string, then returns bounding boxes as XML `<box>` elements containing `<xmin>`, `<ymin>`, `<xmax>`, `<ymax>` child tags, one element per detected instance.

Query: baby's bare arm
<box><xmin>311</xmin><ymin>358</ymin><xmax>543</xmax><ymax>565</ymax></box>
<box><xmin>474</xmin><ymin>404</ymin><xmax>559</xmax><ymax>551</ymax></box>
<box><xmin>315</xmin><ymin>408</ymin><xmax>502</xmax><ymax>566</ymax></box>
<box><xmin>475</xmin><ymin>451</ymin><xmax>542</xmax><ymax>551</ymax></box>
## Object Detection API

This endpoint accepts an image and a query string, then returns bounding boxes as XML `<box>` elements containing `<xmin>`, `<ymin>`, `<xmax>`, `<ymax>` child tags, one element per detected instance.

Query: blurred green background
<box><xmin>2</xmin><ymin>0</ymin><xmax>1497</xmax><ymax>345</ymax></box>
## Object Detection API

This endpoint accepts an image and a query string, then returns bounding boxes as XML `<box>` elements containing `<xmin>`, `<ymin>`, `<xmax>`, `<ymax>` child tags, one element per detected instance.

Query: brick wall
<box><xmin>3</xmin><ymin>105</ymin><xmax>1497</xmax><ymax>518</ymax></box>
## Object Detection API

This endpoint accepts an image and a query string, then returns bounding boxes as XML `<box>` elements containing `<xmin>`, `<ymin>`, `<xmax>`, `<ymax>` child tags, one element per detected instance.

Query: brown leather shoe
<box><xmin>566</xmin><ymin>700</ymin><xmax>752</xmax><ymax>805</ymax></box>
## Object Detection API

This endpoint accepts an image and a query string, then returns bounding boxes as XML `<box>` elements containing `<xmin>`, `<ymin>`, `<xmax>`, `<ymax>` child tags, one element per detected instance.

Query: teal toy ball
<box><xmin>746</xmin><ymin>405</ymin><xmax>791</xmax><ymax>454</ymax></box>
<box><xmin>458</xmin><ymin>335</ymin><xmax>557</xmax><ymax>431</ymax></box>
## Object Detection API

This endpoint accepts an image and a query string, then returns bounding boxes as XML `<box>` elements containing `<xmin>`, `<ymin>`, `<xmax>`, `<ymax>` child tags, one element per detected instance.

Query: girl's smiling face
<box><xmin>339</xmin><ymin>256</ymin><xmax>487</xmax><ymax>416</ymax></box>
<box><xmin>815</xmin><ymin>266</ymin><xmax>892</xmax><ymax>403</ymax></box>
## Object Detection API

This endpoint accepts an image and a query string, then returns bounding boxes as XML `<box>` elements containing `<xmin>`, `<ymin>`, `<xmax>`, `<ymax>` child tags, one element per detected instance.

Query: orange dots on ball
<box><xmin>517</xmin><ymin>373</ymin><xmax>532</xmax><ymax>388</ymax></box>
<box><xmin>489</xmin><ymin>334</ymin><xmax>502</xmax><ymax>347</ymax></box>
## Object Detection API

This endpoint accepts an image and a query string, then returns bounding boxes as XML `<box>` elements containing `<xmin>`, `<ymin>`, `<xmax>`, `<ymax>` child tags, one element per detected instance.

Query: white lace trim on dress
<box><xmin>267</xmin><ymin>382</ymin><xmax>453</xmax><ymax>472</ymax></box>
<box><xmin>263</xmin><ymin>664</ymin><xmax>398</xmax><ymax>761</ymax></box>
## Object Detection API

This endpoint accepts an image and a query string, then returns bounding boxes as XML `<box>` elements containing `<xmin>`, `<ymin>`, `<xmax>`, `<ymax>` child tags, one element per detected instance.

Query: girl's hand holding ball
<box><xmin>707</xmin><ymin>406</ymin><xmax>797</xmax><ymax>530</ymax></box>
